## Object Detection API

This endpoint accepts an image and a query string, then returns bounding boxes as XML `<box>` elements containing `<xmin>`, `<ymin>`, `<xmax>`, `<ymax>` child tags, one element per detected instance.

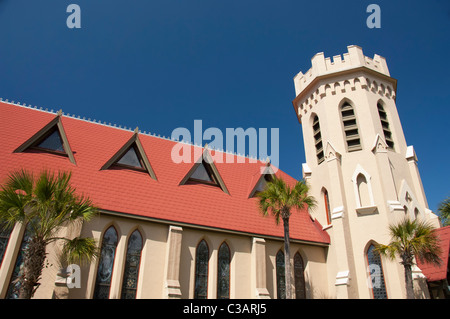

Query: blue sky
<box><xmin>0</xmin><ymin>0</ymin><xmax>449</xmax><ymax>213</ymax></box>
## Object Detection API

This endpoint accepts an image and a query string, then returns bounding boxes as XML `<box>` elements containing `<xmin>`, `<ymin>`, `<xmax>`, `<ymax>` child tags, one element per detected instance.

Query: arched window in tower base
<box><xmin>366</xmin><ymin>244</ymin><xmax>388</xmax><ymax>299</ymax></box>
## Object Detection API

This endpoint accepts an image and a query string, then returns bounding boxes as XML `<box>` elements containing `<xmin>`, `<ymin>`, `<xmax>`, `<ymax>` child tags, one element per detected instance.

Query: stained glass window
<box><xmin>217</xmin><ymin>242</ymin><xmax>230</xmax><ymax>299</ymax></box>
<box><xmin>93</xmin><ymin>226</ymin><xmax>118</xmax><ymax>299</ymax></box>
<box><xmin>6</xmin><ymin>225</ymin><xmax>32</xmax><ymax>299</ymax></box>
<box><xmin>0</xmin><ymin>223</ymin><xmax>12</xmax><ymax>266</ymax></box>
<box><xmin>194</xmin><ymin>240</ymin><xmax>209</xmax><ymax>299</ymax></box>
<box><xmin>294</xmin><ymin>253</ymin><xmax>306</xmax><ymax>299</ymax></box>
<box><xmin>36</xmin><ymin>129</ymin><xmax>65</xmax><ymax>152</ymax></box>
<box><xmin>116</xmin><ymin>146</ymin><xmax>143</xmax><ymax>168</ymax></box>
<box><xmin>121</xmin><ymin>230</ymin><xmax>143</xmax><ymax>299</ymax></box>
<box><xmin>276</xmin><ymin>250</ymin><xmax>285</xmax><ymax>299</ymax></box>
<box><xmin>367</xmin><ymin>244</ymin><xmax>387</xmax><ymax>299</ymax></box>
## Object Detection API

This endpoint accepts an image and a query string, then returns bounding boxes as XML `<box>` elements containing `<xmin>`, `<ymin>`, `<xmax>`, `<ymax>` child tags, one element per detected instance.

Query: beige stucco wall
<box><xmin>0</xmin><ymin>212</ymin><xmax>329</xmax><ymax>299</ymax></box>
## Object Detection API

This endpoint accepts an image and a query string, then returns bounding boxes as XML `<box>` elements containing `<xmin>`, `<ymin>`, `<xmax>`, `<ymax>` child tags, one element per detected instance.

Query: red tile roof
<box><xmin>417</xmin><ymin>226</ymin><xmax>450</xmax><ymax>282</ymax></box>
<box><xmin>0</xmin><ymin>101</ymin><xmax>330</xmax><ymax>245</ymax></box>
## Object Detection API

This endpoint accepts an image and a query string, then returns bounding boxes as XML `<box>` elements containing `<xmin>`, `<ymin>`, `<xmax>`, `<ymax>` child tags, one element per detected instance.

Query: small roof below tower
<box><xmin>416</xmin><ymin>226</ymin><xmax>450</xmax><ymax>282</ymax></box>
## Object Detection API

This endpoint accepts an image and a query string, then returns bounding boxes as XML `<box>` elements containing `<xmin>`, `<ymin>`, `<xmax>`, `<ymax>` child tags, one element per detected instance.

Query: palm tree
<box><xmin>438</xmin><ymin>197</ymin><xmax>450</xmax><ymax>226</ymax></box>
<box><xmin>0</xmin><ymin>169</ymin><xmax>99</xmax><ymax>299</ymax></box>
<box><xmin>375</xmin><ymin>218</ymin><xmax>442</xmax><ymax>299</ymax></box>
<box><xmin>256</xmin><ymin>175</ymin><xmax>316</xmax><ymax>299</ymax></box>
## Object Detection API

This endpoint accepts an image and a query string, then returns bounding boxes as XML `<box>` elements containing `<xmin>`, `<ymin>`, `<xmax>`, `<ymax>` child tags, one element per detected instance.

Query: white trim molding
<box><xmin>331</xmin><ymin>206</ymin><xmax>345</xmax><ymax>220</ymax></box>
<box><xmin>405</xmin><ymin>145</ymin><xmax>418</xmax><ymax>163</ymax></box>
<box><xmin>335</xmin><ymin>270</ymin><xmax>350</xmax><ymax>286</ymax></box>
<box><xmin>302</xmin><ymin>163</ymin><xmax>312</xmax><ymax>179</ymax></box>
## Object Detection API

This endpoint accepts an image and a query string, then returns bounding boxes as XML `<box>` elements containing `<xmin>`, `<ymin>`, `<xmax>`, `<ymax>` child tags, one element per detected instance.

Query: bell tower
<box><xmin>292</xmin><ymin>45</ymin><xmax>439</xmax><ymax>299</ymax></box>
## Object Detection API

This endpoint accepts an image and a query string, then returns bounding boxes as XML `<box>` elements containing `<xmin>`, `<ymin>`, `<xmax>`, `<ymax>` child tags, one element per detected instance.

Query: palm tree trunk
<box><xmin>282</xmin><ymin>217</ymin><xmax>292</xmax><ymax>299</ymax></box>
<box><xmin>403</xmin><ymin>263</ymin><xmax>414</xmax><ymax>299</ymax></box>
<box><xmin>19</xmin><ymin>236</ymin><xmax>47</xmax><ymax>299</ymax></box>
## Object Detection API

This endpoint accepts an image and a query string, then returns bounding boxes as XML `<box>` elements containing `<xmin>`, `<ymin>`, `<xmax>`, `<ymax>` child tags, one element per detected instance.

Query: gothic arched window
<box><xmin>94</xmin><ymin>226</ymin><xmax>118</xmax><ymax>299</ymax></box>
<box><xmin>194</xmin><ymin>240</ymin><xmax>209</xmax><ymax>299</ymax></box>
<box><xmin>414</xmin><ymin>208</ymin><xmax>420</xmax><ymax>219</ymax></box>
<box><xmin>404</xmin><ymin>205</ymin><xmax>409</xmax><ymax>216</ymax></box>
<box><xmin>322</xmin><ymin>188</ymin><xmax>332</xmax><ymax>225</ymax></box>
<box><xmin>341</xmin><ymin>102</ymin><xmax>362</xmax><ymax>151</ymax></box>
<box><xmin>217</xmin><ymin>242</ymin><xmax>230</xmax><ymax>299</ymax></box>
<box><xmin>312</xmin><ymin>115</ymin><xmax>324</xmax><ymax>164</ymax></box>
<box><xmin>367</xmin><ymin>244</ymin><xmax>388</xmax><ymax>299</ymax></box>
<box><xmin>294</xmin><ymin>253</ymin><xmax>306</xmax><ymax>299</ymax></box>
<box><xmin>276</xmin><ymin>250</ymin><xmax>286</xmax><ymax>299</ymax></box>
<box><xmin>357</xmin><ymin>173</ymin><xmax>371</xmax><ymax>207</ymax></box>
<box><xmin>121</xmin><ymin>229</ymin><xmax>143</xmax><ymax>299</ymax></box>
<box><xmin>352</xmin><ymin>166</ymin><xmax>375</xmax><ymax>212</ymax></box>
<box><xmin>6</xmin><ymin>225</ymin><xmax>32</xmax><ymax>299</ymax></box>
<box><xmin>377</xmin><ymin>102</ymin><xmax>394</xmax><ymax>150</ymax></box>
<box><xmin>0</xmin><ymin>223</ymin><xmax>12</xmax><ymax>266</ymax></box>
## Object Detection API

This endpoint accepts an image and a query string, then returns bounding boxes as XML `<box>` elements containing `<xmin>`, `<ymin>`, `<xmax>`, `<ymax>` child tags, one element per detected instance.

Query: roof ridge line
<box><xmin>0</xmin><ymin>98</ymin><xmax>58</xmax><ymax>115</ymax></box>
<box><xmin>0</xmin><ymin>97</ymin><xmax>269</xmax><ymax>163</ymax></box>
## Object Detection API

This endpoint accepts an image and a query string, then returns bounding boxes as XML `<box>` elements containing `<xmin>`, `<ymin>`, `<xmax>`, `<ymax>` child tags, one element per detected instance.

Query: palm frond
<box><xmin>0</xmin><ymin>182</ymin><xmax>31</xmax><ymax>228</ymax></box>
<box><xmin>4</xmin><ymin>169</ymin><xmax>34</xmax><ymax>195</ymax></box>
<box><xmin>377</xmin><ymin>217</ymin><xmax>442</xmax><ymax>267</ymax></box>
<box><xmin>375</xmin><ymin>242</ymin><xmax>399</xmax><ymax>261</ymax></box>
<box><xmin>256</xmin><ymin>175</ymin><xmax>316</xmax><ymax>224</ymax></box>
<box><xmin>410</xmin><ymin>219</ymin><xmax>442</xmax><ymax>266</ymax></box>
<box><xmin>61</xmin><ymin>237</ymin><xmax>99</xmax><ymax>266</ymax></box>
<box><xmin>438</xmin><ymin>197</ymin><xmax>450</xmax><ymax>226</ymax></box>
<box><xmin>68</xmin><ymin>196</ymin><xmax>98</xmax><ymax>222</ymax></box>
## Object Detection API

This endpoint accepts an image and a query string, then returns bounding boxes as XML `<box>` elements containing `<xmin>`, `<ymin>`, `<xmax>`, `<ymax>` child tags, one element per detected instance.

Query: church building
<box><xmin>0</xmin><ymin>45</ymin><xmax>445</xmax><ymax>299</ymax></box>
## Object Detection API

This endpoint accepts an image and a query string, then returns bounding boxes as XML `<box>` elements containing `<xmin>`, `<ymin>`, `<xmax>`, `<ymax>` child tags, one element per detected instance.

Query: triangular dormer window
<box><xmin>100</xmin><ymin>129</ymin><xmax>157</xmax><ymax>180</ymax></box>
<box><xmin>254</xmin><ymin>174</ymin><xmax>272</xmax><ymax>193</ymax></box>
<box><xmin>180</xmin><ymin>149</ymin><xmax>230</xmax><ymax>194</ymax></box>
<box><xmin>35</xmin><ymin>129</ymin><xmax>65</xmax><ymax>152</ymax></box>
<box><xmin>248</xmin><ymin>163</ymin><xmax>274</xmax><ymax>198</ymax></box>
<box><xmin>116</xmin><ymin>146</ymin><xmax>144</xmax><ymax>169</ymax></box>
<box><xmin>189</xmin><ymin>162</ymin><xmax>216</xmax><ymax>184</ymax></box>
<box><xmin>251</xmin><ymin>174</ymin><xmax>273</xmax><ymax>197</ymax></box>
<box><xmin>14</xmin><ymin>112</ymin><xmax>76</xmax><ymax>164</ymax></box>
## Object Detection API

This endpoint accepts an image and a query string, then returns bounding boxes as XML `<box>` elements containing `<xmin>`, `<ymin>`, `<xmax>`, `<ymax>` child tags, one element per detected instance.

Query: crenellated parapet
<box><xmin>292</xmin><ymin>45</ymin><xmax>397</xmax><ymax>123</ymax></box>
<box><xmin>294</xmin><ymin>45</ymin><xmax>390</xmax><ymax>95</ymax></box>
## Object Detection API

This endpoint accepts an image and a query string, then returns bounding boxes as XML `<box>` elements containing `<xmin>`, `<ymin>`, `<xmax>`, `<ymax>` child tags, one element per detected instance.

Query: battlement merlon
<box><xmin>293</xmin><ymin>45</ymin><xmax>390</xmax><ymax>97</ymax></box>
